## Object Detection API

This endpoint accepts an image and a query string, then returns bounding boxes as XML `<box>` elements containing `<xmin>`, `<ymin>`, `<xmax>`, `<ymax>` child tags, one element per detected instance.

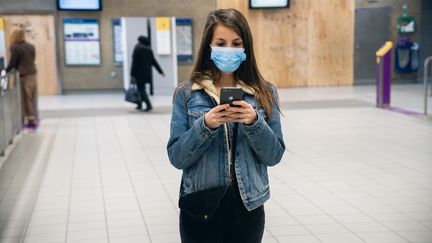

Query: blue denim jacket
<box><xmin>167</xmin><ymin>80</ymin><xmax>285</xmax><ymax>211</ymax></box>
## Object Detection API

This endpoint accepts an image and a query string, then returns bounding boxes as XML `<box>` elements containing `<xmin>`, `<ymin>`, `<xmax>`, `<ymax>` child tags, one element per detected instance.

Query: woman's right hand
<box><xmin>204</xmin><ymin>104</ymin><xmax>232</xmax><ymax>129</ymax></box>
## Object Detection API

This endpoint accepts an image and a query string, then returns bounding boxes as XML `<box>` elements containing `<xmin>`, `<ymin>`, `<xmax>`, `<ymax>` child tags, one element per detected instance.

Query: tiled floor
<box><xmin>0</xmin><ymin>84</ymin><xmax>431</xmax><ymax>243</ymax></box>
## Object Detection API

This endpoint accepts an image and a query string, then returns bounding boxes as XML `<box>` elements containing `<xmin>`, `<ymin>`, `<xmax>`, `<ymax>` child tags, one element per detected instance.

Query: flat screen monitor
<box><xmin>57</xmin><ymin>0</ymin><xmax>102</xmax><ymax>11</ymax></box>
<box><xmin>249</xmin><ymin>0</ymin><xmax>289</xmax><ymax>9</ymax></box>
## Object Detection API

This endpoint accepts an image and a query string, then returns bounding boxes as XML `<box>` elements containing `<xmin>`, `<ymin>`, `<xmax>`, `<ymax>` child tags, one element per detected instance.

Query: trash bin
<box><xmin>395</xmin><ymin>36</ymin><xmax>413</xmax><ymax>73</ymax></box>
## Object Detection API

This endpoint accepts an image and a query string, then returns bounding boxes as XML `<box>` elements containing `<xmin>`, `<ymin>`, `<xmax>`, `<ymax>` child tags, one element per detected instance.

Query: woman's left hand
<box><xmin>224</xmin><ymin>100</ymin><xmax>257</xmax><ymax>125</ymax></box>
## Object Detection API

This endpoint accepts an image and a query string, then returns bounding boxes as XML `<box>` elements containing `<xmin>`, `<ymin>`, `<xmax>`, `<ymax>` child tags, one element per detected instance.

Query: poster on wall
<box><xmin>112</xmin><ymin>19</ymin><xmax>122</xmax><ymax>65</ymax></box>
<box><xmin>63</xmin><ymin>19</ymin><xmax>101</xmax><ymax>65</ymax></box>
<box><xmin>156</xmin><ymin>17</ymin><xmax>171</xmax><ymax>55</ymax></box>
<box><xmin>176</xmin><ymin>18</ymin><xmax>193</xmax><ymax>64</ymax></box>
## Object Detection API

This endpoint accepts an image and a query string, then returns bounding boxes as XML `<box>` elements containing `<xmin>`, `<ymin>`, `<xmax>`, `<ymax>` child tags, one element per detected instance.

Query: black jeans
<box><xmin>136</xmin><ymin>81</ymin><xmax>152</xmax><ymax>109</ymax></box>
<box><xmin>180</xmin><ymin>184</ymin><xmax>265</xmax><ymax>243</ymax></box>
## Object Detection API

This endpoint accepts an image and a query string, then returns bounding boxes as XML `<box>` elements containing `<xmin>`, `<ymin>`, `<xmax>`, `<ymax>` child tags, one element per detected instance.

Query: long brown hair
<box><xmin>9</xmin><ymin>29</ymin><xmax>26</xmax><ymax>46</ymax></box>
<box><xmin>190</xmin><ymin>8</ymin><xmax>278</xmax><ymax>118</ymax></box>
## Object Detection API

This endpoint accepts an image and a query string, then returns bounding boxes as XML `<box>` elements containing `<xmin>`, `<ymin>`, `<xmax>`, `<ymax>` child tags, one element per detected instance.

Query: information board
<box><xmin>112</xmin><ymin>19</ymin><xmax>122</xmax><ymax>65</ymax></box>
<box><xmin>156</xmin><ymin>17</ymin><xmax>171</xmax><ymax>55</ymax></box>
<box><xmin>63</xmin><ymin>19</ymin><xmax>101</xmax><ymax>65</ymax></box>
<box><xmin>176</xmin><ymin>18</ymin><xmax>193</xmax><ymax>64</ymax></box>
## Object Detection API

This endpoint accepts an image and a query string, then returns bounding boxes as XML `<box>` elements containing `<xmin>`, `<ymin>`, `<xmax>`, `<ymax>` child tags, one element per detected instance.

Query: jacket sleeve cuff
<box><xmin>194</xmin><ymin>115</ymin><xmax>218</xmax><ymax>139</ymax></box>
<box><xmin>242</xmin><ymin>110</ymin><xmax>265</xmax><ymax>133</ymax></box>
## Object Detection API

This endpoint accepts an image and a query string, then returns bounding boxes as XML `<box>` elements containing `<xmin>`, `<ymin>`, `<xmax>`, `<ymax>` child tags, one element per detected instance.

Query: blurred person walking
<box><xmin>130</xmin><ymin>36</ymin><xmax>164</xmax><ymax>111</ymax></box>
<box><xmin>6</xmin><ymin>29</ymin><xmax>38</xmax><ymax>128</ymax></box>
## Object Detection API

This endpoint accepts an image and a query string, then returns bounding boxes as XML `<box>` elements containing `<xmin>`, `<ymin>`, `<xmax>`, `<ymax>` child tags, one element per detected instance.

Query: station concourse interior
<box><xmin>0</xmin><ymin>0</ymin><xmax>431</xmax><ymax>242</ymax></box>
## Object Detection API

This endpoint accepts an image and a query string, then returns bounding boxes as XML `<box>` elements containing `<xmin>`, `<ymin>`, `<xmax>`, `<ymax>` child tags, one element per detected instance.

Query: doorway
<box><xmin>121</xmin><ymin>17</ymin><xmax>177</xmax><ymax>95</ymax></box>
<box><xmin>354</xmin><ymin>8</ymin><xmax>391</xmax><ymax>85</ymax></box>
<box><xmin>1</xmin><ymin>14</ymin><xmax>58</xmax><ymax>95</ymax></box>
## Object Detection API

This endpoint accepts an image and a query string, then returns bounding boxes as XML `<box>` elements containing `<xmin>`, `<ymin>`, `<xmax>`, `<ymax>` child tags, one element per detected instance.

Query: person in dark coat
<box><xmin>130</xmin><ymin>36</ymin><xmax>164</xmax><ymax>111</ymax></box>
<box><xmin>6</xmin><ymin>29</ymin><xmax>38</xmax><ymax>128</ymax></box>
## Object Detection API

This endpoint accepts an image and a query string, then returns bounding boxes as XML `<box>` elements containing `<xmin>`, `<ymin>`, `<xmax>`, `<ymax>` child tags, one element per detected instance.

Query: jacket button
<box><xmin>204</xmin><ymin>214</ymin><xmax>208</xmax><ymax>220</ymax></box>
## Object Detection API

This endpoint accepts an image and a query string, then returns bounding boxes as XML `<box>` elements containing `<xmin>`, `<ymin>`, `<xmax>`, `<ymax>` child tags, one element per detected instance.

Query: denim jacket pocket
<box><xmin>188</xmin><ymin>110</ymin><xmax>207</xmax><ymax>118</ymax></box>
<box><xmin>182</xmin><ymin>166</ymin><xmax>197</xmax><ymax>195</ymax></box>
<box><xmin>245</xmin><ymin>157</ymin><xmax>269</xmax><ymax>195</ymax></box>
<box><xmin>187</xmin><ymin>102</ymin><xmax>211</xmax><ymax>125</ymax></box>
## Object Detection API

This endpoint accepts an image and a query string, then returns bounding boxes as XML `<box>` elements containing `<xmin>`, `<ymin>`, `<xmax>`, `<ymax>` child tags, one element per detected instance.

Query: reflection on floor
<box><xmin>0</xmin><ymin>84</ymin><xmax>431</xmax><ymax>243</ymax></box>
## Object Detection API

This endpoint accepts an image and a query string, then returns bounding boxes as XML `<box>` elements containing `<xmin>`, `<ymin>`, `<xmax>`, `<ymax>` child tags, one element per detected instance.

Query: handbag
<box><xmin>178</xmin><ymin>124</ymin><xmax>239</xmax><ymax>222</ymax></box>
<box><xmin>125</xmin><ymin>82</ymin><xmax>140</xmax><ymax>104</ymax></box>
<box><xmin>179</xmin><ymin>185</ymin><xmax>228</xmax><ymax>222</ymax></box>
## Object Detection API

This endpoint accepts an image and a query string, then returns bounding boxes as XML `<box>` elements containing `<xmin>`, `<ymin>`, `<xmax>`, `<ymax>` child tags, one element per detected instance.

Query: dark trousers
<box><xmin>136</xmin><ymin>81</ymin><xmax>152</xmax><ymax>109</ymax></box>
<box><xmin>180</xmin><ymin>184</ymin><xmax>265</xmax><ymax>243</ymax></box>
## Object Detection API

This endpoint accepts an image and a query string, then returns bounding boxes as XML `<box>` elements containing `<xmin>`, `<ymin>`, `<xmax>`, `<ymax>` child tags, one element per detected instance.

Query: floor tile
<box><xmin>357</xmin><ymin>232</ymin><xmax>409</xmax><ymax>243</ymax></box>
<box><xmin>1</xmin><ymin>84</ymin><xmax>431</xmax><ymax>243</ymax></box>
<box><xmin>316</xmin><ymin>233</ymin><xmax>365</xmax><ymax>243</ymax></box>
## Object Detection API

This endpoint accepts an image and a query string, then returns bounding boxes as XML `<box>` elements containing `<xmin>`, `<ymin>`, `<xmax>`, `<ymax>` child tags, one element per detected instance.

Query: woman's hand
<box><xmin>224</xmin><ymin>100</ymin><xmax>257</xmax><ymax>125</ymax></box>
<box><xmin>204</xmin><ymin>104</ymin><xmax>232</xmax><ymax>129</ymax></box>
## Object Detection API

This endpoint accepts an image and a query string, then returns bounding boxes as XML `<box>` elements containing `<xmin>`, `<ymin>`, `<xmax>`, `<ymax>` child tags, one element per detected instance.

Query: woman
<box><xmin>167</xmin><ymin>9</ymin><xmax>285</xmax><ymax>243</ymax></box>
<box><xmin>6</xmin><ymin>29</ymin><xmax>38</xmax><ymax>128</ymax></box>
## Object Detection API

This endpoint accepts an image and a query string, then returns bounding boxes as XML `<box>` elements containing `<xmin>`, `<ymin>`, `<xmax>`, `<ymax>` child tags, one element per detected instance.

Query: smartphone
<box><xmin>220</xmin><ymin>87</ymin><xmax>243</xmax><ymax>107</ymax></box>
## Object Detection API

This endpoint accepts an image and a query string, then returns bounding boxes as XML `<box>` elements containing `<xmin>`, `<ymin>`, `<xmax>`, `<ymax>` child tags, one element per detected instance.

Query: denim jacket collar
<box><xmin>191</xmin><ymin>79</ymin><xmax>255</xmax><ymax>104</ymax></box>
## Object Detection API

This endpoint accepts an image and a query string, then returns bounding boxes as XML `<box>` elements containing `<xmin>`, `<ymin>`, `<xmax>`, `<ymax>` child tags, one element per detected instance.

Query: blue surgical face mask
<box><xmin>210</xmin><ymin>46</ymin><xmax>246</xmax><ymax>74</ymax></box>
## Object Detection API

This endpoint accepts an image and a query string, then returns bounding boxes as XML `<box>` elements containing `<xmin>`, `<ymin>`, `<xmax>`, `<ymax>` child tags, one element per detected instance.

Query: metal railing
<box><xmin>0</xmin><ymin>71</ymin><xmax>22</xmax><ymax>156</ymax></box>
<box><xmin>424</xmin><ymin>56</ymin><xmax>432</xmax><ymax>115</ymax></box>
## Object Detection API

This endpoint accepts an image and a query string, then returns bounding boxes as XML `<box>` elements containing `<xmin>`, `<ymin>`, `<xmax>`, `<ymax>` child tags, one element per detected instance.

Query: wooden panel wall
<box><xmin>308</xmin><ymin>0</ymin><xmax>354</xmax><ymax>86</ymax></box>
<box><xmin>217</xmin><ymin>0</ymin><xmax>354</xmax><ymax>87</ymax></box>
<box><xmin>2</xmin><ymin>15</ymin><xmax>58</xmax><ymax>95</ymax></box>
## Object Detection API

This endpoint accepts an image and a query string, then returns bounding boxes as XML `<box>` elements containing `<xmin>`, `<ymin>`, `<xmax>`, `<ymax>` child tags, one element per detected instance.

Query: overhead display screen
<box><xmin>58</xmin><ymin>0</ymin><xmax>102</xmax><ymax>11</ymax></box>
<box><xmin>249</xmin><ymin>0</ymin><xmax>289</xmax><ymax>8</ymax></box>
